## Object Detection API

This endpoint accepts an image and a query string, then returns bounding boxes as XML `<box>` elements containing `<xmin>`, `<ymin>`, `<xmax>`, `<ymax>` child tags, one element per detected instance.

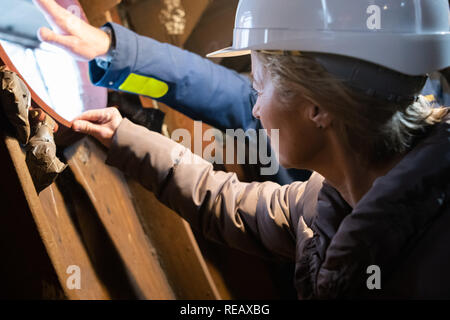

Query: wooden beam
<box><xmin>64</xmin><ymin>137</ymin><xmax>175</xmax><ymax>299</ymax></box>
<box><xmin>184</xmin><ymin>0</ymin><xmax>238</xmax><ymax>60</ymax></box>
<box><xmin>127</xmin><ymin>180</ymin><xmax>222</xmax><ymax>299</ymax></box>
<box><xmin>2</xmin><ymin>134</ymin><xmax>109</xmax><ymax>299</ymax></box>
<box><xmin>39</xmin><ymin>185</ymin><xmax>112</xmax><ymax>299</ymax></box>
<box><xmin>126</xmin><ymin>0</ymin><xmax>211</xmax><ymax>47</ymax></box>
<box><xmin>79</xmin><ymin>0</ymin><xmax>122</xmax><ymax>27</ymax></box>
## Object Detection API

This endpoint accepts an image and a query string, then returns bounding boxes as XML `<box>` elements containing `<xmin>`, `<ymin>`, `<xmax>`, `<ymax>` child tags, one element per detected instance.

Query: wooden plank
<box><xmin>127</xmin><ymin>0</ymin><xmax>211</xmax><ymax>47</ymax></box>
<box><xmin>137</xmin><ymin>99</ymin><xmax>229</xmax><ymax>299</ymax></box>
<box><xmin>184</xmin><ymin>0</ymin><xmax>239</xmax><ymax>60</ymax></box>
<box><xmin>79</xmin><ymin>0</ymin><xmax>122</xmax><ymax>26</ymax></box>
<box><xmin>64</xmin><ymin>137</ymin><xmax>175</xmax><ymax>299</ymax></box>
<box><xmin>2</xmin><ymin>135</ymin><xmax>109</xmax><ymax>299</ymax></box>
<box><xmin>127</xmin><ymin>180</ymin><xmax>221</xmax><ymax>300</ymax></box>
<box><xmin>0</xmin><ymin>135</ymin><xmax>64</xmax><ymax>299</ymax></box>
<box><xmin>185</xmin><ymin>0</ymin><xmax>252</xmax><ymax>74</ymax></box>
<box><xmin>39</xmin><ymin>185</ymin><xmax>111</xmax><ymax>299</ymax></box>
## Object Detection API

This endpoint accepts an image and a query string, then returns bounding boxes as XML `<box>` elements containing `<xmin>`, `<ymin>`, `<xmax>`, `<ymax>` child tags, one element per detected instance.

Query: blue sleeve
<box><xmin>89</xmin><ymin>22</ymin><xmax>259</xmax><ymax>132</ymax></box>
<box><xmin>89</xmin><ymin>23</ymin><xmax>311</xmax><ymax>185</ymax></box>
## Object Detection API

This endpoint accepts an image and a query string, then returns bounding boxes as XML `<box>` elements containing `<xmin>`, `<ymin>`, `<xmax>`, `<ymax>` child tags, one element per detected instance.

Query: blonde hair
<box><xmin>256</xmin><ymin>51</ymin><xmax>449</xmax><ymax>163</ymax></box>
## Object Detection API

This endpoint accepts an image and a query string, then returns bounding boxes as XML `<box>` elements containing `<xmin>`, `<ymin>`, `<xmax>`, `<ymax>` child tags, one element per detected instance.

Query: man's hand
<box><xmin>33</xmin><ymin>0</ymin><xmax>111</xmax><ymax>61</ymax></box>
<box><xmin>72</xmin><ymin>108</ymin><xmax>123</xmax><ymax>148</ymax></box>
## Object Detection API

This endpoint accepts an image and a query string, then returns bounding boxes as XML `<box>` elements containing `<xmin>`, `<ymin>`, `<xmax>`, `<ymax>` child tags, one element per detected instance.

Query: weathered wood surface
<box><xmin>1</xmin><ymin>134</ymin><xmax>109</xmax><ymax>299</ymax></box>
<box><xmin>79</xmin><ymin>0</ymin><xmax>122</xmax><ymax>27</ymax></box>
<box><xmin>64</xmin><ymin>137</ymin><xmax>175</xmax><ymax>299</ymax></box>
<box><xmin>127</xmin><ymin>180</ymin><xmax>222</xmax><ymax>299</ymax></box>
<box><xmin>39</xmin><ymin>185</ymin><xmax>111</xmax><ymax>299</ymax></box>
<box><xmin>184</xmin><ymin>0</ymin><xmax>239</xmax><ymax>61</ymax></box>
<box><xmin>126</xmin><ymin>0</ymin><xmax>211</xmax><ymax>47</ymax></box>
<box><xmin>1</xmin><ymin>128</ymin><xmax>225</xmax><ymax>299</ymax></box>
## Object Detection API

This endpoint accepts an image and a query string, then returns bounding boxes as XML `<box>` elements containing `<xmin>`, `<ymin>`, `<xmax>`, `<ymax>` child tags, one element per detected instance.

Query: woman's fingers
<box><xmin>72</xmin><ymin>119</ymin><xmax>116</xmax><ymax>148</ymax></box>
<box><xmin>72</xmin><ymin>119</ymin><xmax>104</xmax><ymax>136</ymax></box>
<box><xmin>74</xmin><ymin>108</ymin><xmax>122</xmax><ymax>123</ymax></box>
<box><xmin>73</xmin><ymin>109</ymin><xmax>109</xmax><ymax>123</ymax></box>
<box><xmin>71</xmin><ymin>108</ymin><xmax>122</xmax><ymax>148</ymax></box>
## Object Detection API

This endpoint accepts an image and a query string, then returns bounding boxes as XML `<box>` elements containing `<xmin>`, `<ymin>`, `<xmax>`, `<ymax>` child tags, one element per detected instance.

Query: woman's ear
<box><xmin>307</xmin><ymin>105</ymin><xmax>332</xmax><ymax>129</ymax></box>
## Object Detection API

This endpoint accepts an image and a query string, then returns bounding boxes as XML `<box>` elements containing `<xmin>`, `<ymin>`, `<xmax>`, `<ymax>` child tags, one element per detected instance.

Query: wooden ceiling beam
<box><xmin>125</xmin><ymin>0</ymin><xmax>211</xmax><ymax>47</ymax></box>
<box><xmin>79</xmin><ymin>0</ymin><xmax>123</xmax><ymax>27</ymax></box>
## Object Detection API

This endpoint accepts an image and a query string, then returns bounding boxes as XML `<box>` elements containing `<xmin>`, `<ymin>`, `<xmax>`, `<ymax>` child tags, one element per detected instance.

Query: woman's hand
<box><xmin>32</xmin><ymin>0</ymin><xmax>111</xmax><ymax>61</ymax></box>
<box><xmin>72</xmin><ymin>108</ymin><xmax>123</xmax><ymax>148</ymax></box>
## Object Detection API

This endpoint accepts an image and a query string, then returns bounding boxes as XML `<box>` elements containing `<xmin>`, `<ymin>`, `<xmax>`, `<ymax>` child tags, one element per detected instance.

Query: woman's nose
<box><xmin>252</xmin><ymin>103</ymin><xmax>261</xmax><ymax>119</ymax></box>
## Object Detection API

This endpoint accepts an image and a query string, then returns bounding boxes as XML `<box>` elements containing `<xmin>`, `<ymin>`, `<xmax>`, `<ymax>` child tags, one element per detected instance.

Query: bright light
<box><xmin>0</xmin><ymin>40</ymin><xmax>84</xmax><ymax>121</ymax></box>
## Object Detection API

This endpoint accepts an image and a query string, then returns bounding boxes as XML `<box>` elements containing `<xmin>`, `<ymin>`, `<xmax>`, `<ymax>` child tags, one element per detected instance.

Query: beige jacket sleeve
<box><xmin>106</xmin><ymin>119</ymin><xmax>316</xmax><ymax>260</ymax></box>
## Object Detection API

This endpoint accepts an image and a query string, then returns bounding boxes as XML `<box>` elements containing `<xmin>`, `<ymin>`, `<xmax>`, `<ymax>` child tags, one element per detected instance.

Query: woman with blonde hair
<box><xmin>36</xmin><ymin>0</ymin><xmax>449</xmax><ymax>298</ymax></box>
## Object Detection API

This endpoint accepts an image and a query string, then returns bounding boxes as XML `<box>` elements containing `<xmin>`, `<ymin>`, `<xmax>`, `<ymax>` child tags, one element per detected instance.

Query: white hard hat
<box><xmin>207</xmin><ymin>0</ymin><xmax>450</xmax><ymax>76</ymax></box>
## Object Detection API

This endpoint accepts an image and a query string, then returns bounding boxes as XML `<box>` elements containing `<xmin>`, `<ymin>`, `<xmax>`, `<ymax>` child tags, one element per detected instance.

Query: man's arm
<box><xmin>33</xmin><ymin>0</ymin><xmax>257</xmax><ymax>131</ymax></box>
<box><xmin>90</xmin><ymin>23</ymin><xmax>259</xmax><ymax>132</ymax></box>
<box><xmin>92</xmin><ymin>24</ymin><xmax>313</xmax><ymax>185</ymax></box>
<box><xmin>33</xmin><ymin>0</ymin><xmax>309</xmax><ymax>185</ymax></box>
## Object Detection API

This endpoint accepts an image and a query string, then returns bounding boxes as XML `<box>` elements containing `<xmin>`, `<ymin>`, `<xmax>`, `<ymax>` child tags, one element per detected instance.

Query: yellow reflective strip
<box><xmin>119</xmin><ymin>73</ymin><xmax>169</xmax><ymax>99</ymax></box>
<box><xmin>424</xmin><ymin>95</ymin><xmax>436</xmax><ymax>102</ymax></box>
